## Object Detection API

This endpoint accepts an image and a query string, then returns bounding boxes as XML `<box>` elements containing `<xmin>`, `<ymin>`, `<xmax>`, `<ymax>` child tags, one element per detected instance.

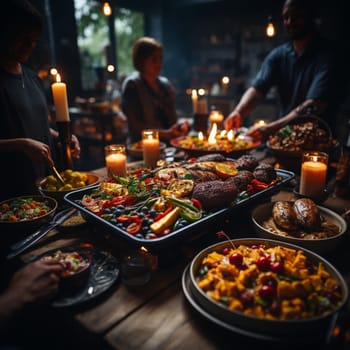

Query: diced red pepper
<box><xmin>191</xmin><ymin>198</ymin><xmax>202</xmax><ymax>211</ymax></box>
<box><xmin>153</xmin><ymin>205</ymin><xmax>173</xmax><ymax>222</ymax></box>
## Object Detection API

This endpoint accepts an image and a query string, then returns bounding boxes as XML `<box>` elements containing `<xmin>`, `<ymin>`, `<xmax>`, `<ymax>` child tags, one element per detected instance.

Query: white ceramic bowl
<box><xmin>251</xmin><ymin>201</ymin><xmax>347</xmax><ymax>255</ymax></box>
<box><xmin>189</xmin><ymin>238</ymin><xmax>348</xmax><ymax>339</ymax></box>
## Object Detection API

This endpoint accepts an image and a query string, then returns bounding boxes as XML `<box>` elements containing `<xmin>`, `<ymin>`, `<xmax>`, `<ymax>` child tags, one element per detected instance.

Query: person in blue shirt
<box><xmin>121</xmin><ymin>37</ymin><xmax>189</xmax><ymax>144</ymax></box>
<box><xmin>224</xmin><ymin>0</ymin><xmax>344</xmax><ymax>141</ymax></box>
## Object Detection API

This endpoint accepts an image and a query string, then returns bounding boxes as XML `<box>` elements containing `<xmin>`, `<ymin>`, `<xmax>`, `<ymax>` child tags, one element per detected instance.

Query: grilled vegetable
<box><xmin>149</xmin><ymin>207</ymin><xmax>181</xmax><ymax>234</ymax></box>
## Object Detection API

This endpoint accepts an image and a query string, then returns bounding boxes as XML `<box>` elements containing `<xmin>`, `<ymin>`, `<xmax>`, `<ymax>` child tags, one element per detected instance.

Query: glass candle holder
<box><xmin>121</xmin><ymin>253</ymin><xmax>151</xmax><ymax>286</ymax></box>
<box><xmin>105</xmin><ymin>144</ymin><xmax>127</xmax><ymax>177</ymax></box>
<box><xmin>142</xmin><ymin>129</ymin><xmax>160</xmax><ymax>169</ymax></box>
<box><xmin>299</xmin><ymin>151</ymin><xmax>328</xmax><ymax>199</ymax></box>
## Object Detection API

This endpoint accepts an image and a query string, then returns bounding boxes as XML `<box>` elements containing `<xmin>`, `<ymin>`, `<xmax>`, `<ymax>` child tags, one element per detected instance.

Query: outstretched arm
<box><xmin>224</xmin><ymin>87</ymin><xmax>264</xmax><ymax>130</ymax></box>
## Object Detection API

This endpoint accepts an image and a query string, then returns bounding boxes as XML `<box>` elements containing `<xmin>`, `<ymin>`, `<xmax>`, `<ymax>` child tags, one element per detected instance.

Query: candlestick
<box><xmin>299</xmin><ymin>151</ymin><xmax>328</xmax><ymax>199</ymax></box>
<box><xmin>56</xmin><ymin>121</ymin><xmax>73</xmax><ymax>170</ymax></box>
<box><xmin>51</xmin><ymin>73</ymin><xmax>70</xmax><ymax>122</ymax></box>
<box><xmin>142</xmin><ymin>130</ymin><xmax>160</xmax><ymax>169</ymax></box>
<box><xmin>105</xmin><ymin>144</ymin><xmax>127</xmax><ymax>177</ymax></box>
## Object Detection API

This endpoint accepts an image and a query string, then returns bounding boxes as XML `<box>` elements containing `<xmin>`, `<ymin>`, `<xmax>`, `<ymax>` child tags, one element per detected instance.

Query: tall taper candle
<box><xmin>52</xmin><ymin>73</ymin><xmax>70</xmax><ymax>122</ymax></box>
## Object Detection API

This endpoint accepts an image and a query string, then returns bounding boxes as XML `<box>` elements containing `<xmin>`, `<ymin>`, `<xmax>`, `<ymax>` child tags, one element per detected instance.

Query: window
<box><xmin>74</xmin><ymin>0</ymin><xmax>144</xmax><ymax>91</ymax></box>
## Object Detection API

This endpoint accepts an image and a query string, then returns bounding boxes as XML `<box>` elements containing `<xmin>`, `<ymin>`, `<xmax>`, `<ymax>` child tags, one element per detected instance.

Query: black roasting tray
<box><xmin>64</xmin><ymin>169</ymin><xmax>295</xmax><ymax>252</ymax></box>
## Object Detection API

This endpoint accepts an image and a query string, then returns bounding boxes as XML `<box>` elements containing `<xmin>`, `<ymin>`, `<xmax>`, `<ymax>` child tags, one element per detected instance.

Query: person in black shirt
<box><xmin>224</xmin><ymin>0</ymin><xmax>344</xmax><ymax>141</ymax></box>
<box><xmin>121</xmin><ymin>36</ymin><xmax>189</xmax><ymax>143</ymax></box>
<box><xmin>0</xmin><ymin>0</ymin><xmax>80</xmax><ymax>201</ymax></box>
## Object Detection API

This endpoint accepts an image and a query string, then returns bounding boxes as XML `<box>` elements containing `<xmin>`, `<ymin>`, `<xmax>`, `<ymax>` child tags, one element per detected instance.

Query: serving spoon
<box><xmin>47</xmin><ymin>156</ymin><xmax>65</xmax><ymax>186</ymax></box>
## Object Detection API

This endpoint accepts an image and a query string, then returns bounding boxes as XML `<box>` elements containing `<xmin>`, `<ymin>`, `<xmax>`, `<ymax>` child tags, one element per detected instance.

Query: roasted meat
<box><xmin>272</xmin><ymin>201</ymin><xmax>298</xmax><ymax>230</ymax></box>
<box><xmin>225</xmin><ymin>170</ymin><xmax>254</xmax><ymax>192</ymax></box>
<box><xmin>253</xmin><ymin>163</ymin><xmax>277</xmax><ymax>183</ymax></box>
<box><xmin>192</xmin><ymin>180</ymin><xmax>238</xmax><ymax>209</ymax></box>
<box><xmin>293</xmin><ymin>198</ymin><xmax>321</xmax><ymax>229</ymax></box>
<box><xmin>195</xmin><ymin>153</ymin><xmax>227</xmax><ymax>162</ymax></box>
<box><xmin>234</xmin><ymin>155</ymin><xmax>259</xmax><ymax>172</ymax></box>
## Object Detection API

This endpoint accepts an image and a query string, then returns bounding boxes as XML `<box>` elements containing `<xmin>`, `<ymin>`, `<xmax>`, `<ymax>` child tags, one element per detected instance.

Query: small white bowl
<box><xmin>251</xmin><ymin>201</ymin><xmax>347</xmax><ymax>255</ymax></box>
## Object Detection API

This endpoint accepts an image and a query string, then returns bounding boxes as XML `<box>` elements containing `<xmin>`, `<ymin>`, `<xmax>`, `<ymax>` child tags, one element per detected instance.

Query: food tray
<box><xmin>64</xmin><ymin>169</ymin><xmax>294</xmax><ymax>252</ymax></box>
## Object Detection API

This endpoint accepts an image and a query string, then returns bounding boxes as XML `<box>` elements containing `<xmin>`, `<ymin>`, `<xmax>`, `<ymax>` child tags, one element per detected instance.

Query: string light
<box><xmin>103</xmin><ymin>2</ymin><xmax>112</xmax><ymax>16</ymax></box>
<box><xmin>266</xmin><ymin>16</ymin><xmax>275</xmax><ymax>37</ymax></box>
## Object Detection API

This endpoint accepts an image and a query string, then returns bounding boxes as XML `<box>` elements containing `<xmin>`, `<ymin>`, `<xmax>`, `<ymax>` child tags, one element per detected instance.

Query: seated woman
<box><xmin>121</xmin><ymin>36</ymin><xmax>188</xmax><ymax>144</ymax></box>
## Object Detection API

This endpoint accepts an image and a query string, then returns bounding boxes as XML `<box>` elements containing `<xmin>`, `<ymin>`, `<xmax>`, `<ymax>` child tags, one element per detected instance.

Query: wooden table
<box><xmin>7</xmin><ymin>166</ymin><xmax>350</xmax><ymax>350</ymax></box>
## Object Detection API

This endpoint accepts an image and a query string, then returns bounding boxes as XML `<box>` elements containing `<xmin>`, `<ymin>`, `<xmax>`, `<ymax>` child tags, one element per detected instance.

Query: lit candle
<box><xmin>105</xmin><ymin>144</ymin><xmax>127</xmax><ymax>177</ymax></box>
<box><xmin>51</xmin><ymin>73</ymin><xmax>70</xmax><ymax>122</ymax></box>
<box><xmin>191</xmin><ymin>89</ymin><xmax>198</xmax><ymax>114</ymax></box>
<box><xmin>142</xmin><ymin>130</ymin><xmax>160</xmax><ymax>169</ymax></box>
<box><xmin>299</xmin><ymin>152</ymin><xmax>328</xmax><ymax>198</ymax></box>
<box><xmin>208</xmin><ymin>123</ymin><xmax>217</xmax><ymax>145</ymax></box>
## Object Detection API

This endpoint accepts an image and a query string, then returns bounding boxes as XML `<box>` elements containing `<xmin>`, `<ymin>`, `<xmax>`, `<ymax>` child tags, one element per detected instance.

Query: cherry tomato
<box><xmin>258</xmin><ymin>284</ymin><xmax>276</xmax><ymax>301</ymax></box>
<box><xmin>270</xmin><ymin>261</ymin><xmax>284</xmax><ymax>274</ymax></box>
<box><xmin>126</xmin><ymin>222</ymin><xmax>142</xmax><ymax>235</ymax></box>
<box><xmin>257</xmin><ymin>256</ymin><xmax>271</xmax><ymax>271</ymax></box>
<box><xmin>229</xmin><ymin>253</ymin><xmax>243</xmax><ymax>266</ymax></box>
<box><xmin>81</xmin><ymin>196</ymin><xmax>96</xmax><ymax>206</ymax></box>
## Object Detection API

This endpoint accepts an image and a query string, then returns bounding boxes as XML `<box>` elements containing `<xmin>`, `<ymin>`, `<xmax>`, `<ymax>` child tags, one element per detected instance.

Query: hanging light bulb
<box><xmin>266</xmin><ymin>16</ymin><xmax>275</xmax><ymax>37</ymax></box>
<box><xmin>103</xmin><ymin>2</ymin><xmax>112</xmax><ymax>16</ymax></box>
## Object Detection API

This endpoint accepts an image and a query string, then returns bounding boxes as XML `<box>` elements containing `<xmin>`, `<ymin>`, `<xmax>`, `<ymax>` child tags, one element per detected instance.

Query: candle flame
<box><xmin>198</xmin><ymin>131</ymin><xmax>204</xmax><ymax>141</ymax></box>
<box><xmin>220</xmin><ymin>130</ymin><xmax>227</xmax><ymax>137</ymax></box>
<box><xmin>56</xmin><ymin>73</ymin><xmax>61</xmax><ymax>83</ymax></box>
<box><xmin>208</xmin><ymin>123</ymin><xmax>217</xmax><ymax>144</ymax></box>
<box><xmin>227</xmin><ymin>129</ymin><xmax>234</xmax><ymax>141</ymax></box>
<box><xmin>191</xmin><ymin>89</ymin><xmax>198</xmax><ymax>99</ymax></box>
<box><xmin>312</xmin><ymin>156</ymin><xmax>318</xmax><ymax>162</ymax></box>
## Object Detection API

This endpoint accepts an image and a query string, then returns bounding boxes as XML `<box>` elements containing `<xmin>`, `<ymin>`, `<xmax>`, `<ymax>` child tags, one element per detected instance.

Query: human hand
<box><xmin>7</xmin><ymin>258</ymin><xmax>63</xmax><ymax>306</ymax></box>
<box><xmin>246</xmin><ymin>124</ymin><xmax>269</xmax><ymax>142</ymax></box>
<box><xmin>171</xmin><ymin>121</ymin><xmax>189</xmax><ymax>138</ymax></box>
<box><xmin>70</xmin><ymin>134</ymin><xmax>81</xmax><ymax>159</ymax></box>
<box><xmin>224</xmin><ymin>111</ymin><xmax>242</xmax><ymax>130</ymax></box>
<box><xmin>21</xmin><ymin>138</ymin><xmax>52</xmax><ymax>163</ymax></box>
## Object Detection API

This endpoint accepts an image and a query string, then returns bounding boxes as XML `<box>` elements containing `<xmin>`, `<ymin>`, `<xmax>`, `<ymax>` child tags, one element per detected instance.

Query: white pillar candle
<box><xmin>299</xmin><ymin>151</ymin><xmax>328</xmax><ymax>198</ymax></box>
<box><xmin>191</xmin><ymin>89</ymin><xmax>198</xmax><ymax>114</ymax></box>
<box><xmin>51</xmin><ymin>73</ymin><xmax>70</xmax><ymax>122</ymax></box>
<box><xmin>142</xmin><ymin>130</ymin><xmax>160</xmax><ymax>169</ymax></box>
<box><xmin>105</xmin><ymin>144</ymin><xmax>127</xmax><ymax>177</ymax></box>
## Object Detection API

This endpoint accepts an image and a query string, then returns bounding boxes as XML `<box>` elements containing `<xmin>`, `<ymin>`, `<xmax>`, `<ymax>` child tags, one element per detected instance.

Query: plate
<box><xmin>52</xmin><ymin>248</ymin><xmax>119</xmax><ymax>307</ymax></box>
<box><xmin>187</xmin><ymin>238</ymin><xmax>347</xmax><ymax>340</ymax></box>
<box><xmin>170</xmin><ymin>136</ymin><xmax>261</xmax><ymax>159</ymax></box>
<box><xmin>37</xmin><ymin>172</ymin><xmax>102</xmax><ymax>204</ymax></box>
<box><xmin>182</xmin><ymin>265</ymin><xmax>285</xmax><ymax>343</ymax></box>
<box><xmin>182</xmin><ymin>265</ymin><xmax>331</xmax><ymax>345</ymax></box>
<box><xmin>251</xmin><ymin>201</ymin><xmax>347</xmax><ymax>255</ymax></box>
<box><xmin>64</xmin><ymin>169</ymin><xmax>295</xmax><ymax>253</ymax></box>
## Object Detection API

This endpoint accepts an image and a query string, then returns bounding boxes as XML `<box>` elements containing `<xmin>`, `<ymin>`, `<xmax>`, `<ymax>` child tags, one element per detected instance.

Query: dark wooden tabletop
<box><xmin>10</xmin><ymin>163</ymin><xmax>350</xmax><ymax>350</ymax></box>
